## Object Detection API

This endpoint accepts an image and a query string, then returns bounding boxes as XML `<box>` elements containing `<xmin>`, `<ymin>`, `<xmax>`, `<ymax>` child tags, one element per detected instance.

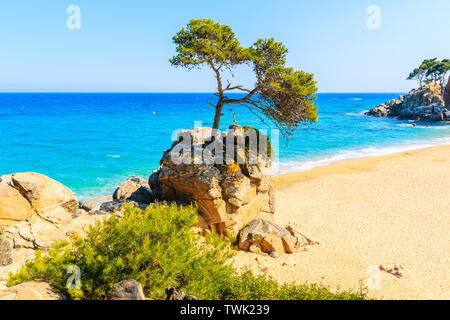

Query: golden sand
<box><xmin>234</xmin><ymin>145</ymin><xmax>450</xmax><ymax>300</ymax></box>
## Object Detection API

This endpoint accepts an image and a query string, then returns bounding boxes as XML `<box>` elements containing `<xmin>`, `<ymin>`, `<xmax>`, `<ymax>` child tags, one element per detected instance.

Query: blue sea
<box><xmin>1</xmin><ymin>93</ymin><xmax>449</xmax><ymax>200</ymax></box>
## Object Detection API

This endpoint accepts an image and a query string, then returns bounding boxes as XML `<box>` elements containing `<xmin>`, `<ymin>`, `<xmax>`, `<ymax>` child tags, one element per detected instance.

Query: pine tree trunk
<box><xmin>212</xmin><ymin>103</ymin><xmax>223</xmax><ymax>130</ymax></box>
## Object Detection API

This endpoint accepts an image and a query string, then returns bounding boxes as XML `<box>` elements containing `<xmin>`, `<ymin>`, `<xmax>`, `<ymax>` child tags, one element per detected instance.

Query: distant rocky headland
<box><xmin>365</xmin><ymin>80</ymin><xmax>450</xmax><ymax>122</ymax></box>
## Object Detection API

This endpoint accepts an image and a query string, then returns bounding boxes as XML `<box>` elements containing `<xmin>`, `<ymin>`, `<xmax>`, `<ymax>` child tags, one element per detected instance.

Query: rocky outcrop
<box><xmin>444</xmin><ymin>77</ymin><xmax>450</xmax><ymax>107</ymax></box>
<box><xmin>149</xmin><ymin>126</ymin><xmax>275</xmax><ymax>234</ymax></box>
<box><xmin>79</xmin><ymin>176</ymin><xmax>152</xmax><ymax>217</ymax></box>
<box><xmin>11</xmin><ymin>172</ymin><xmax>78</xmax><ymax>216</ymax></box>
<box><xmin>0</xmin><ymin>173</ymin><xmax>112</xmax><ymax>290</ymax></box>
<box><xmin>110</xmin><ymin>279</ymin><xmax>145</xmax><ymax>300</ymax></box>
<box><xmin>238</xmin><ymin>219</ymin><xmax>316</xmax><ymax>255</ymax></box>
<box><xmin>365</xmin><ymin>82</ymin><xmax>449</xmax><ymax>122</ymax></box>
<box><xmin>113</xmin><ymin>176</ymin><xmax>152</xmax><ymax>204</ymax></box>
<box><xmin>0</xmin><ymin>280</ymin><xmax>65</xmax><ymax>300</ymax></box>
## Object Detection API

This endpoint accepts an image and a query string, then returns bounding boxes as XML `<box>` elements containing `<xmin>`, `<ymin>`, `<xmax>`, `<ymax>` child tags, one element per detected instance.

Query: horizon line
<box><xmin>0</xmin><ymin>91</ymin><xmax>408</xmax><ymax>94</ymax></box>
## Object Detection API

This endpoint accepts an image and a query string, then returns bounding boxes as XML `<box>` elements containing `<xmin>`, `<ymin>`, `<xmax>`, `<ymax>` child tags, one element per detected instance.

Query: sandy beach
<box><xmin>234</xmin><ymin>145</ymin><xmax>450</xmax><ymax>300</ymax></box>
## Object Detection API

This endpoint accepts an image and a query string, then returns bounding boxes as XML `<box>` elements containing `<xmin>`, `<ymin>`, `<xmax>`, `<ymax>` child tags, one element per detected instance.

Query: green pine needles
<box><xmin>8</xmin><ymin>203</ymin><xmax>366</xmax><ymax>300</ymax></box>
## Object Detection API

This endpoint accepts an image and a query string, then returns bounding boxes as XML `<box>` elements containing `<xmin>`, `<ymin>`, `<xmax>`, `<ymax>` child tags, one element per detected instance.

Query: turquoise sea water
<box><xmin>1</xmin><ymin>93</ymin><xmax>449</xmax><ymax>200</ymax></box>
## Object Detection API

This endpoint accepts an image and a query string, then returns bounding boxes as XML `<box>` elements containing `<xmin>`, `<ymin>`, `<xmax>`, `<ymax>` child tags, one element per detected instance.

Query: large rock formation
<box><xmin>0</xmin><ymin>172</ymin><xmax>78</xmax><ymax>227</ymax></box>
<box><xmin>149</xmin><ymin>126</ymin><xmax>276</xmax><ymax>234</ymax></box>
<box><xmin>0</xmin><ymin>173</ymin><xmax>111</xmax><ymax>290</ymax></box>
<box><xmin>365</xmin><ymin>82</ymin><xmax>449</xmax><ymax>122</ymax></box>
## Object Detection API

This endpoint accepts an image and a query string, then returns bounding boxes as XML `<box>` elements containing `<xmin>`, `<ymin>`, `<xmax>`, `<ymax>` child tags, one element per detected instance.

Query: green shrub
<box><xmin>8</xmin><ymin>203</ymin><xmax>234</xmax><ymax>300</ymax></box>
<box><xmin>8</xmin><ymin>203</ymin><xmax>366</xmax><ymax>300</ymax></box>
<box><xmin>243</xmin><ymin>125</ymin><xmax>273</xmax><ymax>158</ymax></box>
<box><xmin>216</xmin><ymin>270</ymin><xmax>366</xmax><ymax>300</ymax></box>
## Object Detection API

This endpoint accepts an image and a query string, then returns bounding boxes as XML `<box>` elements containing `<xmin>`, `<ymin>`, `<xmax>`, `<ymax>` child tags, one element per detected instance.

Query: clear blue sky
<box><xmin>0</xmin><ymin>0</ymin><xmax>448</xmax><ymax>93</ymax></box>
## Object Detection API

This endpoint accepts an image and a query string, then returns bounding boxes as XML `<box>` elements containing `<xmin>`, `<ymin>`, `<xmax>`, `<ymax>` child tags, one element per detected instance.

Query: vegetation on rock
<box><xmin>407</xmin><ymin>58</ymin><xmax>450</xmax><ymax>95</ymax></box>
<box><xmin>242</xmin><ymin>125</ymin><xmax>273</xmax><ymax>158</ymax></box>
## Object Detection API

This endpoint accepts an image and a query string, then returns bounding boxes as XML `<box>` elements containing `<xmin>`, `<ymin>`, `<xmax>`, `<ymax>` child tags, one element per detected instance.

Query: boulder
<box><xmin>80</xmin><ymin>195</ymin><xmax>113</xmax><ymax>212</ymax></box>
<box><xmin>149</xmin><ymin>125</ymin><xmax>275</xmax><ymax>234</ymax></box>
<box><xmin>11</xmin><ymin>172</ymin><xmax>78</xmax><ymax>214</ymax></box>
<box><xmin>0</xmin><ymin>183</ymin><xmax>34</xmax><ymax>222</ymax></box>
<box><xmin>0</xmin><ymin>280</ymin><xmax>65</xmax><ymax>300</ymax></box>
<box><xmin>165</xmin><ymin>287</ymin><xmax>198</xmax><ymax>300</ymax></box>
<box><xmin>110</xmin><ymin>279</ymin><xmax>145</xmax><ymax>300</ymax></box>
<box><xmin>113</xmin><ymin>176</ymin><xmax>152</xmax><ymax>204</ymax></box>
<box><xmin>238</xmin><ymin>219</ymin><xmax>314</xmax><ymax>255</ymax></box>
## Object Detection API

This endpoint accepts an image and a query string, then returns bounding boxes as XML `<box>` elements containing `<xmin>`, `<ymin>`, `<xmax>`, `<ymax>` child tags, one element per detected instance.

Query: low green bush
<box><xmin>8</xmin><ymin>203</ymin><xmax>366</xmax><ymax>300</ymax></box>
<box><xmin>243</xmin><ymin>125</ymin><xmax>273</xmax><ymax>158</ymax></box>
<box><xmin>217</xmin><ymin>270</ymin><xmax>366</xmax><ymax>300</ymax></box>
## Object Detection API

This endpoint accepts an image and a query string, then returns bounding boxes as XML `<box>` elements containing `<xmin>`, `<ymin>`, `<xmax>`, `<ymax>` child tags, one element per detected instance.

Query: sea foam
<box><xmin>274</xmin><ymin>136</ymin><xmax>450</xmax><ymax>175</ymax></box>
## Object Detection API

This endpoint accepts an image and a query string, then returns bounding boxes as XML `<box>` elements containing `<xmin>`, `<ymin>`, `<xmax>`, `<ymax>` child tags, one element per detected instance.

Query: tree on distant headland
<box><xmin>407</xmin><ymin>65</ymin><xmax>427</xmax><ymax>87</ymax></box>
<box><xmin>407</xmin><ymin>58</ymin><xmax>450</xmax><ymax>95</ymax></box>
<box><xmin>170</xmin><ymin>19</ymin><xmax>318</xmax><ymax>138</ymax></box>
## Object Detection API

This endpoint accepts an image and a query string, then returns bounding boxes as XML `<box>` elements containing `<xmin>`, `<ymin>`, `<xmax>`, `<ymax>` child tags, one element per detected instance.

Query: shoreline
<box><xmin>235</xmin><ymin>144</ymin><xmax>450</xmax><ymax>300</ymax></box>
<box><xmin>272</xmin><ymin>144</ymin><xmax>450</xmax><ymax>189</ymax></box>
<box><xmin>274</xmin><ymin>137</ymin><xmax>450</xmax><ymax>176</ymax></box>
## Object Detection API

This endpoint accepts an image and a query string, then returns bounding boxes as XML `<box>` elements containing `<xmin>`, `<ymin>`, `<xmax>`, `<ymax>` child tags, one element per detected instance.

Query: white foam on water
<box><xmin>107</xmin><ymin>155</ymin><xmax>121</xmax><ymax>158</ymax></box>
<box><xmin>344</xmin><ymin>111</ymin><xmax>368</xmax><ymax>116</ymax></box>
<box><xmin>396</xmin><ymin>123</ymin><xmax>450</xmax><ymax>129</ymax></box>
<box><xmin>273</xmin><ymin>135</ymin><xmax>450</xmax><ymax>176</ymax></box>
